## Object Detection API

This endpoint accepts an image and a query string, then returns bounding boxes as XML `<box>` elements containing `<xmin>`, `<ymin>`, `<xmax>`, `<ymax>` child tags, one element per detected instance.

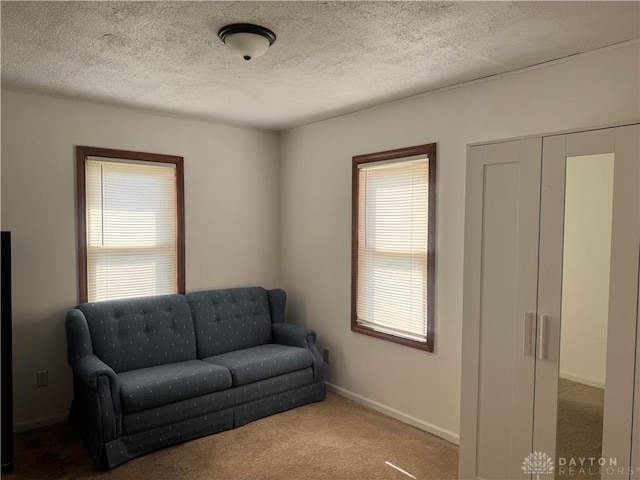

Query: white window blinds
<box><xmin>356</xmin><ymin>158</ymin><xmax>429</xmax><ymax>342</ymax></box>
<box><xmin>85</xmin><ymin>158</ymin><xmax>178</xmax><ymax>302</ymax></box>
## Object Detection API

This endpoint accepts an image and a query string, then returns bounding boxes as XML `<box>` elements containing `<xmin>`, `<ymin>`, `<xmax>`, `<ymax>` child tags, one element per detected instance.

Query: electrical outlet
<box><xmin>36</xmin><ymin>370</ymin><xmax>49</xmax><ymax>388</ymax></box>
<box><xmin>323</xmin><ymin>348</ymin><xmax>330</xmax><ymax>363</ymax></box>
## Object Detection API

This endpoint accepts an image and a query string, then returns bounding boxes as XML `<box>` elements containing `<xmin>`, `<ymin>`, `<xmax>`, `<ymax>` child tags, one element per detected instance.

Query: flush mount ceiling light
<box><xmin>218</xmin><ymin>23</ymin><xmax>277</xmax><ymax>61</ymax></box>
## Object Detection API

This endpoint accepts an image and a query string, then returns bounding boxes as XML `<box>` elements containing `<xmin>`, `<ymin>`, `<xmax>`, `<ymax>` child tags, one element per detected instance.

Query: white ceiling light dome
<box><xmin>218</xmin><ymin>23</ymin><xmax>277</xmax><ymax>61</ymax></box>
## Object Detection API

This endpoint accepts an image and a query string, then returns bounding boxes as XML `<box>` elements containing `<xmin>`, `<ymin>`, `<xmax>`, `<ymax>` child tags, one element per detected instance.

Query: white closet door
<box><xmin>534</xmin><ymin>125</ymin><xmax>639</xmax><ymax>478</ymax></box>
<box><xmin>633</xmin><ymin>276</ymin><xmax>640</xmax><ymax>479</ymax></box>
<box><xmin>602</xmin><ymin>125</ymin><xmax>640</xmax><ymax>476</ymax></box>
<box><xmin>532</xmin><ymin>132</ymin><xmax>568</xmax><ymax>470</ymax></box>
<box><xmin>459</xmin><ymin>139</ymin><xmax>542</xmax><ymax>480</ymax></box>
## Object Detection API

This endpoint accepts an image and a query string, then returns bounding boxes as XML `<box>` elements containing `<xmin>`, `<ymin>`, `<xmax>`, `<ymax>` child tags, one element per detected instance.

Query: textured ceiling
<box><xmin>2</xmin><ymin>1</ymin><xmax>639</xmax><ymax>131</ymax></box>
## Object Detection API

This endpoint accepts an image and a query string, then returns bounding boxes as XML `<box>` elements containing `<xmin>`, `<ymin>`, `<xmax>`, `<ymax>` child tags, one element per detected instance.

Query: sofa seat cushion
<box><xmin>118</xmin><ymin>360</ymin><xmax>232</xmax><ymax>413</ymax></box>
<box><xmin>203</xmin><ymin>344</ymin><xmax>313</xmax><ymax>387</ymax></box>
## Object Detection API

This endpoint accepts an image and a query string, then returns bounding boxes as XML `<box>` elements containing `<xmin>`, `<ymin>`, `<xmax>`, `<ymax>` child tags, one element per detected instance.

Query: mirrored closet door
<box><xmin>534</xmin><ymin>126</ymin><xmax>639</xmax><ymax>480</ymax></box>
<box><xmin>459</xmin><ymin>124</ymin><xmax>640</xmax><ymax>480</ymax></box>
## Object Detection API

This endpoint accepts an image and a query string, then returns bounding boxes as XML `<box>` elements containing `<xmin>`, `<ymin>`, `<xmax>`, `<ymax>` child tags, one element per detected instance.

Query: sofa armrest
<box><xmin>272</xmin><ymin>322</ymin><xmax>315</xmax><ymax>348</ymax></box>
<box><xmin>272</xmin><ymin>323</ymin><xmax>324</xmax><ymax>382</ymax></box>
<box><xmin>74</xmin><ymin>354</ymin><xmax>122</xmax><ymax>417</ymax></box>
<box><xmin>75</xmin><ymin>354</ymin><xmax>119</xmax><ymax>393</ymax></box>
<box><xmin>72</xmin><ymin>354</ymin><xmax>122</xmax><ymax>442</ymax></box>
<box><xmin>66</xmin><ymin>308</ymin><xmax>94</xmax><ymax>368</ymax></box>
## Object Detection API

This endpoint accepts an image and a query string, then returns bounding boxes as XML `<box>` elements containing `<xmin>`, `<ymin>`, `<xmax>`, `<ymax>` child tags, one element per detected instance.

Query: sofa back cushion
<box><xmin>77</xmin><ymin>294</ymin><xmax>196</xmax><ymax>373</ymax></box>
<box><xmin>187</xmin><ymin>287</ymin><xmax>273</xmax><ymax>357</ymax></box>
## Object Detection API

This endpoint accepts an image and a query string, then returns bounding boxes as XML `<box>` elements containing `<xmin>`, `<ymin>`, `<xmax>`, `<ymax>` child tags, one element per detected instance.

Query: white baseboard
<box><xmin>14</xmin><ymin>413</ymin><xmax>67</xmax><ymax>433</ymax></box>
<box><xmin>559</xmin><ymin>372</ymin><xmax>605</xmax><ymax>389</ymax></box>
<box><xmin>325</xmin><ymin>382</ymin><xmax>459</xmax><ymax>445</ymax></box>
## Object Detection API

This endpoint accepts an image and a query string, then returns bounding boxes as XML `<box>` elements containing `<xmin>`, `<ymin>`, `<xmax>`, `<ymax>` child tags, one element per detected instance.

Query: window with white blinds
<box><xmin>77</xmin><ymin>147</ymin><xmax>185</xmax><ymax>303</ymax></box>
<box><xmin>352</xmin><ymin>144</ymin><xmax>436</xmax><ymax>351</ymax></box>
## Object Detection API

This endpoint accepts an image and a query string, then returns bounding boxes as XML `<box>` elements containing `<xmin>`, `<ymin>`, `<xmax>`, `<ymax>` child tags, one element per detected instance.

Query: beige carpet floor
<box><xmin>5</xmin><ymin>392</ymin><xmax>459</xmax><ymax>480</ymax></box>
<box><xmin>555</xmin><ymin>379</ymin><xmax>605</xmax><ymax>480</ymax></box>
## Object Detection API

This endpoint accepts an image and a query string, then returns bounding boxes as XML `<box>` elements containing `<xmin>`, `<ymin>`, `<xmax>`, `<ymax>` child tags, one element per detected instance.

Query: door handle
<box><xmin>523</xmin><ymin>312</ymin><xmax>534</xmax><ymax>356</ymax></box>
<box><xmin>538</xmin><ymin>314</ymin><xmax>548</xmax><ymax>360</ymax></box>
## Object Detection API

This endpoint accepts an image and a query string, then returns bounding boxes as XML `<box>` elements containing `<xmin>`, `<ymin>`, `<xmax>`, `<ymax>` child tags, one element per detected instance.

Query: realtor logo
<box><xmin>522</xmin><ymin>451</ymin><xmax>555</xmax><ymax>480</ymax></box>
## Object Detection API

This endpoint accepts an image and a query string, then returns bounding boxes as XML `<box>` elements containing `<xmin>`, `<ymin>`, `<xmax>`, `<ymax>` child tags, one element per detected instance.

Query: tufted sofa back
<box><xmin>76</xmin><ymin>294</ymin><xmax>196</xmax><ymax>373</ymax></box>
<box><xmin>187</xmin><ymin>287</ymin><xmax>273</xmax><ymax>358</ymax></box>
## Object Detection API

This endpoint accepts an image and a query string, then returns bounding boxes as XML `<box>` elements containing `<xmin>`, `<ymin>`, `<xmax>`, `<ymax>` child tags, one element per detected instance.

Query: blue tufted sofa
<box><xmin>65</xmin><ymin>287</ymin><xmax>325</xmax><ymax>469</ymax></box>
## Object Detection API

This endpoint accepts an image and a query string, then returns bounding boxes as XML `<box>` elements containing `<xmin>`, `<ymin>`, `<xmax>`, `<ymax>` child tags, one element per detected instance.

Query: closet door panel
<box><xmin>632</xmin><ymin>277</ymin><xmax>640</xmax><ymax>480</ymax></box>
<box><xmin>535</xmin><ymin>125</ymin><xmax>639</xmax><ymax>479</ymax></box>
<box><xmin>460</xmin><ymin>139</ymin><xmax>541</xmax><ymax>479</ymax></box>
<box><xmin>565</xmin><ymin>128</ymin><xmax>615</xmax><ymax>156</ymax></box>
<box><xmin>459</xmin><ymin>145</ymin><xmax>485</xmax><ymax>480</ymax></box>
<box><xmin>533</xmin><ymin>134</ymin><xmax>567</xmax><ymax>459</ymax></box>
<box><xmin>601</xmin><ymin>124</ymin><xmax>639</xmax><ymax>473</ymax></box>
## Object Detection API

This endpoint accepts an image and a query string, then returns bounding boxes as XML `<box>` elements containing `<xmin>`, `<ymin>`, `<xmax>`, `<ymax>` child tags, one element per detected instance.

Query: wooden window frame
<box><xmin>351</xmin><ymin>143</ymin><xmax>436</xmax><ymax>352</ymax></box>
<box><xmin>76</xmin><ymin>146</ymin><xmax>185</xmax><ymax>303</ymax></box>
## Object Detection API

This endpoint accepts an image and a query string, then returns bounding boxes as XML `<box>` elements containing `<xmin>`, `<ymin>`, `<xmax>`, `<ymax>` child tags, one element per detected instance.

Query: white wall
<box><xmin>1</xmin><ymin>90</ymin><xmax>281</xmax><ymax>429</ymax></box>
<box><xmin>2</xmin><ymin>41</ymin><xmax>639</xmax><ymax>437</ymax></box>
<box><xmin>279</xmin><ymin>42</ymin><xmax>640</xmax><ymax>442</ymax></box>
<box><xmin>559</xmin><ymin>154</ymin><xmax>614</xmax><ymax>388</ymax></box>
